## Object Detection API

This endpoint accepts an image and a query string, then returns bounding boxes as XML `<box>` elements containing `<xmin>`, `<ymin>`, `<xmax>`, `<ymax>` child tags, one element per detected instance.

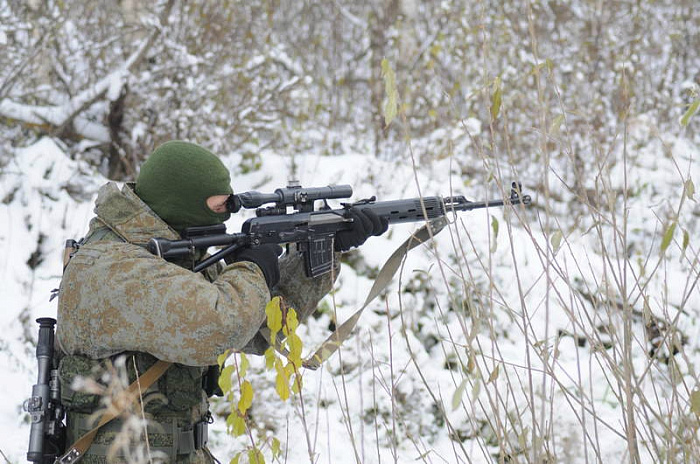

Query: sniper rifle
<box><xmin>147</xmin><ymin>181</ymin><xmax>531</xmax><ymax>277</ymax></box>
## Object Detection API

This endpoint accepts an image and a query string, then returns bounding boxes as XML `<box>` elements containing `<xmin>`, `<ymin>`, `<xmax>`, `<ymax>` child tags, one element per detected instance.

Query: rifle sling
<box><xmin>56</xmin><ymin>359</ymin><xmax>172</xmax><ymax>464</ymax></box>
<box><xmin>260</xmin><ymin>217</ymin><xmax>448</xmax><ymax>370</ymax></box>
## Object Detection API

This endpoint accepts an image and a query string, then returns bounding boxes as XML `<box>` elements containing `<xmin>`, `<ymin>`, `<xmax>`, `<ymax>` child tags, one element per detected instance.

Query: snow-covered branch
<box><xmin>0</xmin><ymin>0</ymin><xmax>174</xmax><ymax>143</ymax></box>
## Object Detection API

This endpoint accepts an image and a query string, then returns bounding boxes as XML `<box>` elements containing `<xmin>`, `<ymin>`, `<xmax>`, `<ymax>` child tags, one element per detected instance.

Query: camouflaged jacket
<box><xmin>57</xmin><ymin>182</ymin><xmax>338</xmax><ymax>366</ymax></box>
<box><xmin>55</xmin><ymin>182</ymin><xmax>338</xmax><ymax>462</ymax></box>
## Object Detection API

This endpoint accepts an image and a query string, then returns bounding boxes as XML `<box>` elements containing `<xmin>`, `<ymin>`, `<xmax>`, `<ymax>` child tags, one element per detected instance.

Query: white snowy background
<box><xmin>2</xmin><ymin>129</ymin><xmax>698</xmax><ymax>463</ymax></box>
<box><xmin>1</xmin><ymin>1</ymin><xmax>699</xmax><ymax>463</ymax></box>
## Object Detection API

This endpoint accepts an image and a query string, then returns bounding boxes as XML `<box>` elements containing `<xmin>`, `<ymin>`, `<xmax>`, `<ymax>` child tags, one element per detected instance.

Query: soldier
<box><xmin>55</xmin><ymin>141</ymin><xmax>387</xmax><ymax>463</ymax></box>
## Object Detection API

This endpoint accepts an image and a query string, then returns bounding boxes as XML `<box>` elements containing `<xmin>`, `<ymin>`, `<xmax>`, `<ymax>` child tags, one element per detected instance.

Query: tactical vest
<box><xmin>58</xmin><ymin>223</ymin><xmax>218</xmax><ymax>462</ymax></box>
<box><xmin>59</xmin><ymin>352</ymin><xmax>215</xmax><ymax>462</ymax></box>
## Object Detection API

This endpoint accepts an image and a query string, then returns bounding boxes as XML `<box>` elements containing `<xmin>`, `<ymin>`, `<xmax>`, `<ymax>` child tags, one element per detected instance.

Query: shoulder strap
<box><xmin>56</xmin><ymin>359</ymin><xmax>171</xmax><ymax>464</ymax></box>
<box><xmin>302</xmin><ymin>217</ymin><xmax>447</xmax><ymax>369</ymax></box>
<box><xmin>259</xmin><ymin>217</ymin><xmax>447</xmax><ymax>370</ymax></box>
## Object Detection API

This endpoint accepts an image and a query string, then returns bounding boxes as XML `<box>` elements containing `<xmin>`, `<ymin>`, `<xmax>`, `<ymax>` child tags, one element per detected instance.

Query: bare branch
<box><xmin>0</xmin><ymin>0</ymin><xmax>175</xmax><ymax>142</ymax></box>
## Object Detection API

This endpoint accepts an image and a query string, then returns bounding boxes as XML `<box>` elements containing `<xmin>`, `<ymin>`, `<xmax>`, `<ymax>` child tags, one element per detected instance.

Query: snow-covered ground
<box><xmin>1</xmin><ymin>126</ymin><xmax>698</xmax><ymax>462</ymax></box>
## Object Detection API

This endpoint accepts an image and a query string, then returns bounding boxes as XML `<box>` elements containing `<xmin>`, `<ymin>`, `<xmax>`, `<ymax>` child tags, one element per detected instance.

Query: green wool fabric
<box><xmin>135</xmin><ymin>141</ymin><xmax>233</xmax><ymax>232</ymax></box>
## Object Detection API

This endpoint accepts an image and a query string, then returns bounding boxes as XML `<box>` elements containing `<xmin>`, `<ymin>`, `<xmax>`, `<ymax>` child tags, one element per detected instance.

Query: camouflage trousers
<box><xmin>66</xmin><ymin>411</ymin><xmax>215</xmax><ymax>464</ymax></box>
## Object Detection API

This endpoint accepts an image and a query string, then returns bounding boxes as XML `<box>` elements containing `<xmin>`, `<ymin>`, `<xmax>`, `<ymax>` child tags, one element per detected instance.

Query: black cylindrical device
<box><xmin>25</xmin><ymin>317</ymin><xmax>57</xmax><ymax>463</ymax></box>
<box><xmin>229</xmin><ymin>184</ymin><xmax>353</xmax><ymax>211</ymax></box>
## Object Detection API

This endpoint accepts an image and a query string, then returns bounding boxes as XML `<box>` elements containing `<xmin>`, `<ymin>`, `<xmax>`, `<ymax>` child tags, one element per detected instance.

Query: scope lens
<box><xmin>225</xmin><ymin>194</ymin><xmax>241</xmax><ymax>213</ymax></box>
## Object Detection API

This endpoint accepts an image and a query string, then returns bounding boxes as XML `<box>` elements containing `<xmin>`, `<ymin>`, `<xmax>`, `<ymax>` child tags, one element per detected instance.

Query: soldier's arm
<box><xmin>237</xmin><ymin>245</ymin><xmax>340</xmax><ymax>355</ymax></box>
<box><xmin>57</xmin><ymin>241</ymin><xmax>270</xmax><ymax>366</ymax></box>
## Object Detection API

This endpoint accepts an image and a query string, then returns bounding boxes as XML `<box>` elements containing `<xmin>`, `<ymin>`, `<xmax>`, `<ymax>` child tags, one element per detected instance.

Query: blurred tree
<box><xmin>0</xmin><ymin>0</ymin><xmax>697</xmax><ymax>181</ymax></box>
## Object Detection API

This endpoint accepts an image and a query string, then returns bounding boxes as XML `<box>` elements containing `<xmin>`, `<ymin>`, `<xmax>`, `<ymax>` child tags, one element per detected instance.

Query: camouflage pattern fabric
<box><xmin>57</xmin><ymin>182</ymin><xmax>271</xmax><ymax>365</ymax></box>
<box><xmin>56</xmin><ymin>181</ymin><xmax>337</xmax><ymax>462</ymax></box>
<box><xmin>60</xmin><ymin>353</ymin><xmax>211</xmax><ymax>463</ymax></box>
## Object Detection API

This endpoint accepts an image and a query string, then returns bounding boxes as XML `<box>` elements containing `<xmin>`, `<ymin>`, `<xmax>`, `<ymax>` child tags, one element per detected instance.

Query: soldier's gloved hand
<box><xmin>227</xmin><ymin>244</ymin><xmax>282</xmax><ymax>290</ymax></box>
<box><xmin>334</xmin><ymin>207</ymin><xmax>389</xmax><ymax>252</ymax></box>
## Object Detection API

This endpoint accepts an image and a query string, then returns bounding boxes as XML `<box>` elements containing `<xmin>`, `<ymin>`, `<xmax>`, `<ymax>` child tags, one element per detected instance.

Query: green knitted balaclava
<box><xmin>135</xmin><ymin>141</ymin><xmax>233</xmax><ymax>232</ymax></box>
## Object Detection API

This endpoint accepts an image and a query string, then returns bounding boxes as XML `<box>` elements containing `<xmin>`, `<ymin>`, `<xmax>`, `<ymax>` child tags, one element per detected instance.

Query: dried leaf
<box><xmin>550</xmin><ymin>114</ymin><xmax>565</xmax><ymax>136</ymax></box>
<box><xmin>381</xmin><ymin>58</ymin><xmax>398</xmax><ymax>127</ymax></box>
<box><xmin>685</xmin><ymin>179</ymin><xmax>695</xmax><ymax>201</ymax></box>
<box><xmin>680</xmin><ymin>99</ymin><xmax>700</xmax><ymax>127</ymax></box>
<box><xmin>491</xmin><ymin>77</ymin><xmax>502</xmax><ymax>120</ymax></box>
<box><xmin>471</xmin><ymin>379</ymin><xmax>481</xmax><ymax>399</ymax></box>
<box><xmin>466</xmin><ymin>352</ymin><xmax>476</xmax><ymax>374</ymax></box>
<box><xmin>452</xmin><ymin>378</ymin><xmax>468</xmax><ymax>411</ymax></box>
<box><xmin>490</xmin><ymin>216</ymin><xmax>499</xmax><ymax>253</ymax></box>
<box><xmin>691</xmin><ymin>390</ymin><xmax>700</xmax><ymax>416</ymax></box>
<box><xmin>551</xmin><ymin>230</ymin><xmax>563</xmax><ymax>253</ymax></box>
<box><xmin>487</xmin><ymin>364</ymin><xmax>500</xmax><ymax>384</ymax></box>
<box><xmin>661</xmin><ymin>222</ymin><xmax>676</xmax><ymax>254</ymax></box>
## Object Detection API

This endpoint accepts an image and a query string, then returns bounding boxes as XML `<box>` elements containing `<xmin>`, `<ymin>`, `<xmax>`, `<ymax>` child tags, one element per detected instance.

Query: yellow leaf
<box><xmin>227</xmin><ymin>411</ymin><xmax>246</xmax><ymax>437</ymax></box>
<box><xmin>239</xmin><ymin>353</ymin><xmax>249</xmax><ymax>378</ymax></box>
<box><xmin>266</xmin><ymin>297</ymin><xmax>283</xmax><ymax>338</ymax></box>
<box><xmin>284</xmin><ymin>362</ymin><xmax>296</xmax><ymax>377</ymax></box>
<box><xmin>291</xmin><ymin>374</ymin><xmax>303</xmax><ymax>394</ymax></box>
<box><xmin>232</xmin><ymin>413</ymin><xmax>246</xmax><ymax>437</ymax></box>
<box><xmin>282</xmin><ymin>308</ymin><xmax>299</xmax><ymax>337</ymax></box>
<box><xmin>275</xmin><ymin>359</ymin><xmax>290</xmax><ymax>401</ymax></box>
<box><xmin>264</xmin><ymin>346</ymin><xmax>276</xmax><ymax>370</ymax></box>
<box><xmin>287</xmin><ymin>333</ymin><xmax>303</xmax><ymax>368</ymax></box>
<box><xmin>226</xmin><ymin>411</ymin><xmax>235</xmax><ymax>429</ymax></box>
<box><xmin>285</xmin><ymin>307</ymin><xmax>299</xmax><ymax>334</ymax></box>
<box><xmin>217</xmin><ymin>350</ymin><xmax>230</xmax><ymax>368</ymax></box>
<box><xmin>238</xmin><ymin>380</ymin><xmax>254</xmax><ymax>414</ymax></box>
<box><xmin>271</xmin><ymin>437</ymin><xmax>282</xmax><ymax>457</ymax></box>
<box><xmin>276</xmin><ymin>374</ymin><xmax>290</xmax><ymax>401</ymax></box>
<box><xmin>248</xmin><ymin>448</ymin><xmax>265</xmax><ymax>464</ymax></box>
<box><xmin>680</xmin><ymin>99</ymin><xmax>699</xmax><ymax>127</ymax></box>
<box><xmin>218</xmin><ymin>365</ymin><xmax>234</xmax><ymax>396</ymax></box>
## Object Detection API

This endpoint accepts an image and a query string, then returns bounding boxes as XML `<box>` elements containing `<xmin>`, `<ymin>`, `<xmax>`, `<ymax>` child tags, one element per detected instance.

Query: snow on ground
<box><xmin>0</xmin><ymin>130</ymin><xmax>698</xmax><ymax>462</ymax></box>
